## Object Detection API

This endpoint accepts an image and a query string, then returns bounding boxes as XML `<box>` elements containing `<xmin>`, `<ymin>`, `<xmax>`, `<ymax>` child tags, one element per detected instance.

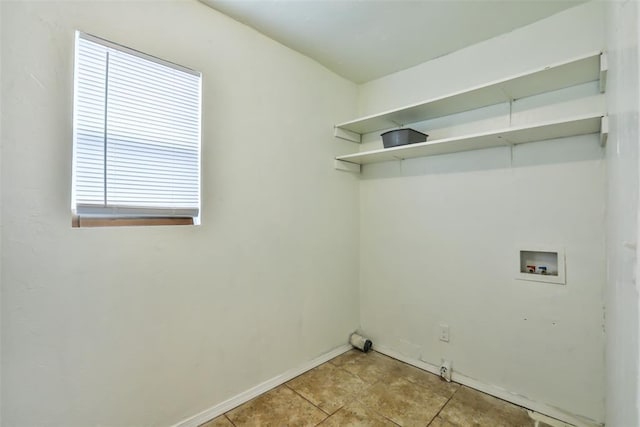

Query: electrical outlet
<box><xmin>439</xmin><ymin>323</ymin><xmax>449</xmax><ymax>342</ymax></box>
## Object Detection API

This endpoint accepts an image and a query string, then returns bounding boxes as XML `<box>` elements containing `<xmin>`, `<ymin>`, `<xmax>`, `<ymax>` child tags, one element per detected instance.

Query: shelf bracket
<box><xmin>600</xmin><ymin>116</ymin><xmax>609</xmax><ymax>147</ymax></box>
<box><xmin>334</xmin><ymin>127</ymin><xmax>361</xmax><ymax>143</ymax></box>
<box><xmin>334</xmin><ymin>159</ymin><xmax>361</xmax><ymax>173</ymax></box>
<box><xmin>600</xmin><ymin>52</ymin><xmax>608</xmax><ymax>93</ymax></box>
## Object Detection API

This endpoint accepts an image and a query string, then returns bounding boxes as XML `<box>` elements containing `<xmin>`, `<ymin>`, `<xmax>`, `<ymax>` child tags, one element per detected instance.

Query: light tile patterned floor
<box><xmin>201</xmin><ymin>350</ymin><xmax>551</xmax><ymax>427</ymax></box>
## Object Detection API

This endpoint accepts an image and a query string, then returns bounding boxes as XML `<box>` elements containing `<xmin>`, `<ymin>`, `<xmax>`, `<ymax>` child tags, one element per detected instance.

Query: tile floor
<box><xmin>201</xmin><ymin>350</ymin><xmax>552</xmax><ymax>427</ymax></box>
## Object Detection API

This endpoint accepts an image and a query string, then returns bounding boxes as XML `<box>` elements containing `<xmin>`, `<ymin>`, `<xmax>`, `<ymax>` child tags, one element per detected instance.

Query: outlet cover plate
<box><xmin>439</xmin><ymin>323</ymin><xmax>449</xmax><ymax>342</ymax></box>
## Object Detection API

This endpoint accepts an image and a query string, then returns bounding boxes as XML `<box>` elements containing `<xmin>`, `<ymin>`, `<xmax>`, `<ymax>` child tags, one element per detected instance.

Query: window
<box><xmin>72</xmin><ymin>31</ymin><xmax>202</xmax><ymax>227</ymax></box>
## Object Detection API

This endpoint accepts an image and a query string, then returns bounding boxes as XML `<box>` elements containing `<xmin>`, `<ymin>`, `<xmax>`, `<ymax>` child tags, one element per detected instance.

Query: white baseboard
<box><xmin>373</xmin><ymin>345</ymin><xmax>602</xmax><ymax>427</ymax></box>
<box><xmin>172</xmin><ymin>344</ymin><xmax>352</xmax><ymax>427</ymax></box>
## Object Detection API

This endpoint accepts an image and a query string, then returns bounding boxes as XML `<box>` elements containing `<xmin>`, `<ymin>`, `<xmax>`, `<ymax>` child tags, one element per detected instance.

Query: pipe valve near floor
<box><xmin>440</xmin><ymin>360</ymin><xmax>452</xmax><ymax>382</ymax></box>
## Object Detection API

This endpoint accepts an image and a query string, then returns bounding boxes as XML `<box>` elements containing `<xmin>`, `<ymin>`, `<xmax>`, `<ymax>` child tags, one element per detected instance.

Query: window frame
<box><xmin>71</xmin><ymin>31</ymin><xmax>202</xmax><ymax>227</ymax></box>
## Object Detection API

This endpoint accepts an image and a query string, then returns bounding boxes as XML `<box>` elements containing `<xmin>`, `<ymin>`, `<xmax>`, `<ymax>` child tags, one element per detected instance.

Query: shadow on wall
<box><xmin>360</xmin><ymin>133</ymin><xmax>604</xmax><ymax>180</ymax></box>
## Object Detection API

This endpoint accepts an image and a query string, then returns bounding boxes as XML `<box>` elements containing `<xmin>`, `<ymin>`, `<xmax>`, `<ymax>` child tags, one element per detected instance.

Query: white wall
<box><xmin>604</xmin><ymin>0</ymin><xmax>640</xmax><ymax>426</ymax></box>
<box><xmin>357</xmin><ymin>2</ymin><xmax>606</xmax><ymax>424</ymax></box>
<box><xmin>0</xmin><ymin>0</ymin><xmax>3</xmax><ymax>422</ymax></box>
<box><xmin>0</xmin><ymin>1</ymin><xmax>359</xmax><ymax>426</ymax></box>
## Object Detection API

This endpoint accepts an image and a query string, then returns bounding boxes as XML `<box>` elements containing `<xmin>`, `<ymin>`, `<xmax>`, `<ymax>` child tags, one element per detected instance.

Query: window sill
<box><xmin>72</xmin><ymin>216</ymin><xmax>194</xmax><ymax>228</ymax></box>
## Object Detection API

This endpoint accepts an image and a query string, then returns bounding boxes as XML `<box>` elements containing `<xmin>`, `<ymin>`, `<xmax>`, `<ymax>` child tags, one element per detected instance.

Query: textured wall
<box><xmin>605</xmin><ymin>0</ymin><xmax>640</xmax><ymax>425</ymax></box>
<box><xmin>357</xmin><ymin>2</ymin><xmax>606</xmax><ymax>423</ymax></box>
<box><xmin>0</xmin><ymin>1</ymin><xmax>359</xmax><ymax>425</ymax></box>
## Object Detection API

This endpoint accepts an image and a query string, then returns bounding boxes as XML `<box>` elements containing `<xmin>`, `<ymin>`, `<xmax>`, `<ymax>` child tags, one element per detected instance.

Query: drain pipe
<box><xmin>349</xmin><ymin>332</ymin><xmax>373</xmax><ymax>353</ymax></box>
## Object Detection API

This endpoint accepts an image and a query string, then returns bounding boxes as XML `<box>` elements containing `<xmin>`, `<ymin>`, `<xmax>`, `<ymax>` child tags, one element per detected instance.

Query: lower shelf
<box><xmin>335</xmin><ymin>114</ymin><xmax>607</xmax><ymax>167</ymax></box>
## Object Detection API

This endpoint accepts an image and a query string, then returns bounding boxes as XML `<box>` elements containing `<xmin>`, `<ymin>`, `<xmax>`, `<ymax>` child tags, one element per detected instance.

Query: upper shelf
<box><xmin>335</xmin><ymin>114</ymin><xmax>607</xmax><ymax>166</ymax></box>
<box><xmin>335</xmin><ymin>51</ymin><xmax>607</xmax><ymax>140</ymax></box>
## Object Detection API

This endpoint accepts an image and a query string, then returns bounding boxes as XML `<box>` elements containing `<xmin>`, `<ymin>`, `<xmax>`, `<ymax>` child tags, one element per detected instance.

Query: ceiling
<box><xmin>200</xmin><ymin>0</ymin><xmax>587</xmax><ymax>84</ymax></box>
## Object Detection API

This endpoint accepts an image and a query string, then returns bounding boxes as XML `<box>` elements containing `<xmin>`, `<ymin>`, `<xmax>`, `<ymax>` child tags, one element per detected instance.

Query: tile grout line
<box><xmin>223</xmin><ymin>414</ymin><xmax>236</xmax><ymax>427</ymax></box>
<box><xmin>347</xmin><ymin>378</ymin><xmax>402</xmax><ymax>427</ymax></box>
<box><xmin>356</xmin><ymin>375</ymin><xmax>454</xmax><ymax>427</ymax></box>
<box><xmin>323</xmin><ymin>356</ymin><xmax>392</xmax><ymax>417</ymax></box>
<box><xmin>203</xmin><ymin>350</ymin><xmax>537</xmax><ymax>427</ymax></box>
<box><xmin>332</xmin><ymin>351</ymin><xmax>465</xmax><ymax>427</ymax></box>
<box><xmin>293</xmin><ymin>353</ymin><xmax>394</xmax><ymax>424</ymax></box>
<box><xmin>302</xmin><ymin>356</ymin><xmax>399</xmax><ymax>426</ymax></box>
<box><xmin>283</xmin><ymin>383</ymin><xmax>333</xmax><ymax>418</ymax></box>
<box><xmin>372</xmin><ymin>349</ymin><xmax>470</xmax><ymax>425</ymax></box>
<box><xmin>332</xmin><ymin>351</ymin><xmax>448</xmax><ymax>426</ymax></box>
<box><xmin>426</xmin><ymin>383</ymin><xmax>461</xmax><ymax>426</ymax></box>
<box><xmin>362</xmin><ymin>395</ymin><xmax>403</xmax><ymax>427</ymax></box>
<box><xmin>337</xmin><ymin>368</ymin><xmax>404</xmax><ymax>426</ymax></box>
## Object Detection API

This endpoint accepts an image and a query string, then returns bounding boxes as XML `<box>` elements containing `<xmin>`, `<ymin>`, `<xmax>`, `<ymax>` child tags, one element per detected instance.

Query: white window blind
<box><xmin>72</xmin><ymin>31</ymin><xmax>201</xmax><ymax>220</ymax></box>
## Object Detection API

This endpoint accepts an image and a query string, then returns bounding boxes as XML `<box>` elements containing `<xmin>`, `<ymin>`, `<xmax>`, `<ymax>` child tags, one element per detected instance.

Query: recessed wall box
<box><xmin>517</xmin><ymin>248</ymin><xmax>565</xmax><ymax>285</ymax></box>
